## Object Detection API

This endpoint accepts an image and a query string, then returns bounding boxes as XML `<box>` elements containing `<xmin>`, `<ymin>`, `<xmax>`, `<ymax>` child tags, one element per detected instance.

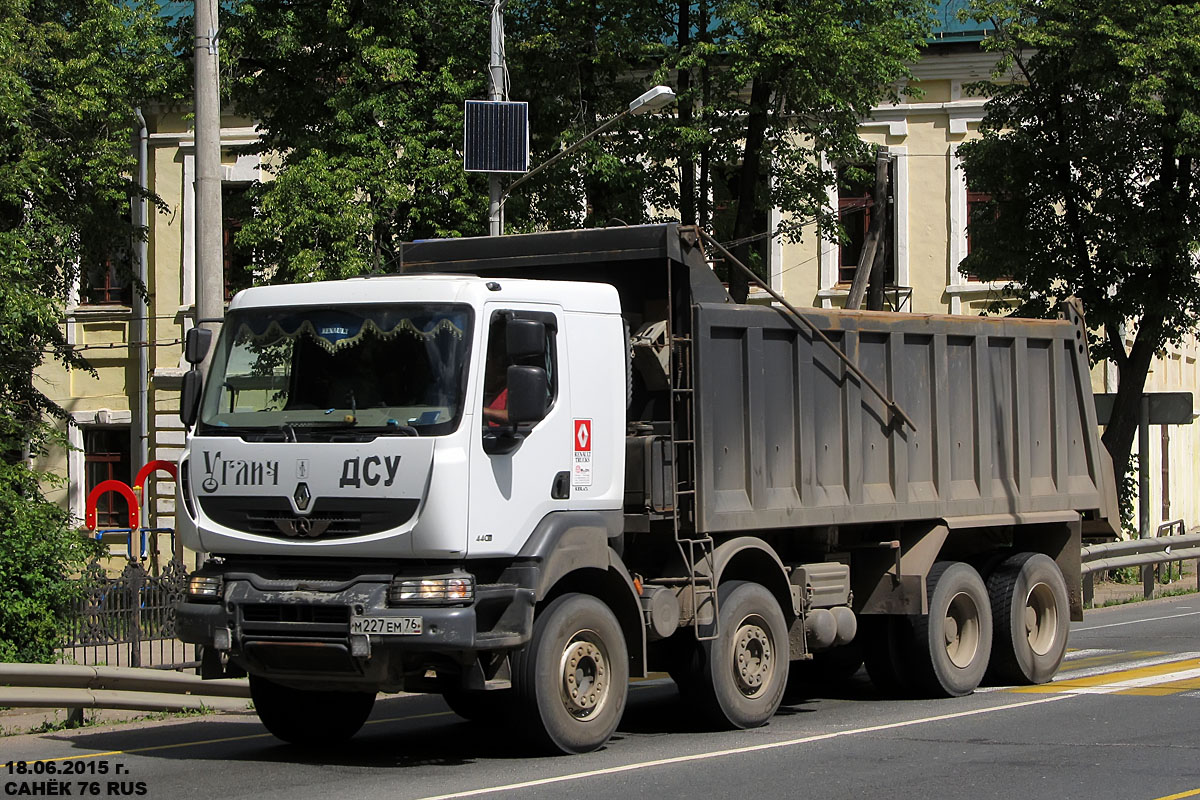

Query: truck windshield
<box><xmin>198</xmin><ymin>304</ymin><xmax>473</xmax><ymax>437</ymax></box>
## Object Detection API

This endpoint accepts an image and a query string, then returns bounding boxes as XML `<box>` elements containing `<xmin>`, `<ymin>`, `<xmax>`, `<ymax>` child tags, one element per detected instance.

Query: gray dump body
<box><xmin>400</xmin><ymin>223</ymin><xmax>1117</xmax><ymax>539</ymax></box>
<box><xmin>693</xmin><ymin>301</ymin><xmax>1113</xmax><ymax>533</ymax></box>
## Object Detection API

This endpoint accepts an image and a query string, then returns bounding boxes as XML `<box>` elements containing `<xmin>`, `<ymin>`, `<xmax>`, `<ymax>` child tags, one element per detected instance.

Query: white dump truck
<box><xmin>175</xmin><ymin>224</ymin><xmax>1118</xmax><ymax>754</ymax></box>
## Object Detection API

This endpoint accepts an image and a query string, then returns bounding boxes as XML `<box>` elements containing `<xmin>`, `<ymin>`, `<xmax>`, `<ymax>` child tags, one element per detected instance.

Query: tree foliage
<box><xmin>224</xmin><ymin>0</ymin><xmax>491</xmax><ymax>281</ymax></box>
<box><xmin>506</xmin><ymin>0</ymin><xmax>935</xmax><ymax>296</ymax></box>
<box><xmin>958</xmin><ymin>0</ymin><xmax>1200</xmax><ymax>506</ymax></box>
<box><xmin>225</xmin><ymin>0</ymin><xmax>933</xmax><ymax>291</ymax></box>
<box><xmin>0</xmin><ymin>0</ymin><xmax>178</xmax><ymax>660</ymax></box>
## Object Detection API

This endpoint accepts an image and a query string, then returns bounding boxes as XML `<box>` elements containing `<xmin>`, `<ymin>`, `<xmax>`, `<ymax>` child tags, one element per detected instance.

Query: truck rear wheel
<box><xmin>695</xmin><ymin>581</ymin><xmax>788</xmax><ymax>729</ymax></box>
<box><xmin>249</xmin><ymin>675</ymin><xmax>375</xmax><ymax>745</ymax></box>
<box><xmin>512</xmin><ymin>593</ymin><xmax>629</xmax><ymax>754</ymax></box>
<box><xmin>985</xmin><ymin>552</ymin><xmax>1070</xmax><ymax>685</ymax></box>
<box><xmin>862</xmin><ymin>615</ymin><xmax>917</xmax><ymax>697</ymax></box>
<box><xmin>910</xmin><ymin>561</ymin><xmax>992</xmax><ymax>697</ymax></box>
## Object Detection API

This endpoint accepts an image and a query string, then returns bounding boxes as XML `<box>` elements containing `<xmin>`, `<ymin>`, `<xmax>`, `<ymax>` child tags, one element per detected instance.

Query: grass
<box><xmin>1</xmin><ymin>704</ymin><xmax>225</xmax><ymax>737</ymax></box>
<box><xmin>1098</xmin><ymin>584</ymin><xmax>1199</xmax><ymax>608</ymax></box>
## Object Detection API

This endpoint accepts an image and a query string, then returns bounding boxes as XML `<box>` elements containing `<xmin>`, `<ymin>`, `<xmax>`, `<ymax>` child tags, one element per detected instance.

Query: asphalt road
<box><xmin>4</xmin><ymin>595</ymin><xmax>1199</xmax><ymax>800</ymax></box>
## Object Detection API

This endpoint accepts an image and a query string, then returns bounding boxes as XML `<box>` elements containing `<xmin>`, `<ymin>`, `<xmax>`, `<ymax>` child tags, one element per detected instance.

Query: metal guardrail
<box><xmin>1082</xmin><ymin>520</ymin><xmax>1200</xmax><ymax>605</ymax></box>
<box><xmin>0</xmin><ymin>663</ymin><xmax>249</xmax><ymax>714</ymax></box>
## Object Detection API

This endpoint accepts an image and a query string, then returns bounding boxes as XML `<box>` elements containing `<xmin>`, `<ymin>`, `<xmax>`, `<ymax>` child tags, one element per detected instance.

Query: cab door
<box><xmin>467</xmin><ymin>304</ymin><xmax>571</xmax><ymax>556</ymax></box>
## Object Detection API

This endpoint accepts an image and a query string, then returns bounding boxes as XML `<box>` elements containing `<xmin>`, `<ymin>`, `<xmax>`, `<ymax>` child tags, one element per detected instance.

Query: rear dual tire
<box><xmin>864</xmin><ymin>561</ymin><xmax>993</xmax><ymax>698</ymax></box>
<box><xmin>985</xmin><ymin>552</ymin><xmax>1070</xmax><ymax>685</ymax></box>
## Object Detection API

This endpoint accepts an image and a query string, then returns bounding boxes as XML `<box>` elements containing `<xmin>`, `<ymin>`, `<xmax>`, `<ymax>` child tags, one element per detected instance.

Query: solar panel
<box><xmin>464</xmin><ymin>101</ymin><xmax>529</xmax><ymax>173</ymax></box>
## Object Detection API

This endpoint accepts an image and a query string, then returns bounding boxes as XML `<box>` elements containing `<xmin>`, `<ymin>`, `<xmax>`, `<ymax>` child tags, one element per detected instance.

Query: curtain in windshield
<box><xmin>199</xmin><ymin>304</ymin><xmax>473</xmax><ymax>435</ymax></box>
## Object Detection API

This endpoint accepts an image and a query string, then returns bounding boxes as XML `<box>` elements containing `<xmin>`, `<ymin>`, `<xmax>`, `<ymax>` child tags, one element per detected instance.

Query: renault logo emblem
<box><xmin>294</xmin><ymin>482</ymin><xmax>311</xmax><ymax>511</ymax></box>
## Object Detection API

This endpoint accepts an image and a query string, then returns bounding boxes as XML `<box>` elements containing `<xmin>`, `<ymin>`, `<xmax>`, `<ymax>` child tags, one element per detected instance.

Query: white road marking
<box><xmin>1074</xmin><ymin>610</ymin><xmax>1200</xmax><ymax>632</ymax></box>
<box><xmin>1055</xmin><ymin>651</ymin><xmax>1200</xmax><ymax>681</ymax></box>
<box><xmin>1062</xmin><ymin>648</ymin><xmax>1119</xmax><ymax>660</ymax></box>
<box><xmin>414</xmin><ymin>695</ymin><xmax>1073</xmax><ymax>800</ymax></box>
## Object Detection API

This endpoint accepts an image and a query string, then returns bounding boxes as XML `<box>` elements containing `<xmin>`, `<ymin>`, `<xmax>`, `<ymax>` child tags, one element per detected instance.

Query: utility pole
<box><xmin>194</xmin><ymin>0</ymin><xmax>224</xmax><ymax>354</ymax></box>
<box><xmin>845</xmin><ymin>150</ymin><xmax>890</xmax><ymax>311</ymax></box>
<box><xmin>487</xmin><ymin>0</ymin><xmax>506</xmax><ymax>236</ymax></box>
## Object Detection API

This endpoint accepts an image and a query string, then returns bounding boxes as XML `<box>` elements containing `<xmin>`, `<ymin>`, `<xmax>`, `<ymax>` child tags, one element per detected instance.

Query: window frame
<box><xmin>480</xmin><ymin>308</ymin><xmax>560</xmax><ymax>431</ymax></box>
<box><xmin>83</xmin><ymin>426</ymin><xmax>132</xmax><ymax>530</ymax></box>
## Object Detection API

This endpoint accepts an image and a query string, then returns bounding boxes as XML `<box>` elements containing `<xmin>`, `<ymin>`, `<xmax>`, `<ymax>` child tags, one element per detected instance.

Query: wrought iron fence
<box><xmin>60</xmin><ymin>553</ymin><xmax>197</xmax><ymax>670</ymax></box>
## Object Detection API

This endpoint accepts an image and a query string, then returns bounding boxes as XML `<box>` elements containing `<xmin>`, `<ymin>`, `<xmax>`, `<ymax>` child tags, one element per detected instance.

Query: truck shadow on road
<box><xmin>39</xmin><ymin>672</ymin><xmax>889</xmax><ymax>768</ymax></box>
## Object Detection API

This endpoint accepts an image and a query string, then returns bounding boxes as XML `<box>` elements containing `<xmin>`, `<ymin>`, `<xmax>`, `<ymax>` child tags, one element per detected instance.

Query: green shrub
<box><xmin>0</xmin><ymin>461</ymin><xmax>103</xmax><ymax>663</ymax></box>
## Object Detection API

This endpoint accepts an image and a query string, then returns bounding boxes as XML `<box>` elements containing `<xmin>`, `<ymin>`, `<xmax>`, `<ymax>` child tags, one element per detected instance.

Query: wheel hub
<box><xmin>1024</xmin><ymin>582</ymin><xmax>1059</xmax><ymax>656</ymax></box>
<box><xmin>732</xmin><ymin>617</ymin><xmax>774</xmax><ymax>698</ymax></box>
<box><xmin>560</xmin><ymin>634</ymin><xmax>609</xmax><ymax>720</ymax></box>
<box><xmin>944</xmin><ymin>591</ymin><xmax>980</xmax><ymax>669</ymax></box>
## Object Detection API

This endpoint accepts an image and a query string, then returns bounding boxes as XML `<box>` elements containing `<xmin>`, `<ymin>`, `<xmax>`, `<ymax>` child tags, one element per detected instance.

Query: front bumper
<box><xmin>176</xmin><ymin>568</ymin><xmax>534</xmax><ymax>690</ymax></box>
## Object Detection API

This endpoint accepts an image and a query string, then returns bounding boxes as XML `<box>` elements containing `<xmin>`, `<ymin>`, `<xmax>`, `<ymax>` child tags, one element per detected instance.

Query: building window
<box><xmin>223</xmin><ymin>183</ymin><xmax>255</xmax><ymax>300</ymax></box>
<box><xmin>837</xmin><ymin>162</ymin><xmax>894</xmax><ymax>287</ymax></box>
<box><xmin>81</xmin><ymin>258</ymin><xmax>133</xmax><ymax>306</ymax></box>
<box><xmin>84</xmin><ymin>427</ymin><xmax>131</xmax><ymax>530</ymax></box>
<box><xmin>958</xmin><ymin>176</ymin><xmax>1008</xmax><ymax>283</ymax></box>
<box><xmin>711</xmin><ymin>162</ymin><xmax>770</xmax><ymax>284</ymax></box>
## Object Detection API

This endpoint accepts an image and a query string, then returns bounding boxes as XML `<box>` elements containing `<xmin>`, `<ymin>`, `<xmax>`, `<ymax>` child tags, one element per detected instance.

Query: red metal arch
<box><xmin>85</xmin><ymin>480</ymin><xmax>139</xmax><ymax>532</ymax></box>
<box><xmin>134</xmin><ymin>459</ymin><xmax>177</xmax><ymax>493</ymax></box>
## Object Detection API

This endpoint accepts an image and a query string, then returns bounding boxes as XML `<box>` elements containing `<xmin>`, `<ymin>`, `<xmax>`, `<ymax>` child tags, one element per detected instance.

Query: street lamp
<box><xmin>489</xmin><ymin>85</ymin><xmax>677</xmax><ymax>235</ymax></box>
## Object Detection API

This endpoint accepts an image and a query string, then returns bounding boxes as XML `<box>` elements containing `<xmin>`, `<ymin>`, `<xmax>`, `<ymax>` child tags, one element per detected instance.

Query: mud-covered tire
<box><xmin>442</xmin><ymin>688</ymin><xmax>513</xmax><ymax>722</ymax></box>
<box><xmin>910</xmin><ymin>561</ymin><xmax>992</xmax><ymax>697</ymax></box>
<box><xmin>249</xmin><ymin>675</ymin><xmax>375</xmax><ymax>745</ymax></box>
<box><xmin>512</xmin><ymin>593</ymin><xmax>629</xmax><ymax>754</ymax></box>
<box><xmin>695</xmin><ymin>581</ymin><xmax>789</xmax><ymax>729</ymax></box>
<box><xmin>862</xmin><ymin>614</ymin><xmax>917</xmax><ymax>697</ymax></box>
<box><xmin>985</xmin><ymin>552</ymin><xmax>1070</xmax><ymax>685</ymax></box>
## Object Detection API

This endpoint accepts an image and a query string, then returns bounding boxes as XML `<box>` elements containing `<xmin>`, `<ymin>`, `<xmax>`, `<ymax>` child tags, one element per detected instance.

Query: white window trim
<box><xmin>179</xmin><ymin>132</ymin><xmax>262</xmax><ymax>325</ymax></box>
<box><xmin>816</xmin><ymin>147</ymin><xmax>909</xmax><ymax>308</ymax></box>
<box><xmin>768</xmin><ymin>166</ymin><xmax>783</xmax><ymax>295</ymax></box>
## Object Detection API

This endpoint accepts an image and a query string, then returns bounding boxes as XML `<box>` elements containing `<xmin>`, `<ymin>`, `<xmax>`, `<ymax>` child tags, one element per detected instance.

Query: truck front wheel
<box><xmin>695</xmin><ymin>581</ymin><xmax>789</xmax><ymax>728</ymax></box>
<box><xmin>985</xmin><ymin>552</ymin><xmax>1069</xmax><ymax>685</ymax></box>
<box><xmin>512</xmin><ymin>593</ymin><xmax>629</xmax><ymax>754</ymax></box>
<box><xmin>249</xmin><ymin>675</ymin><xmax>375</xmax><ymax>746</ymax></box>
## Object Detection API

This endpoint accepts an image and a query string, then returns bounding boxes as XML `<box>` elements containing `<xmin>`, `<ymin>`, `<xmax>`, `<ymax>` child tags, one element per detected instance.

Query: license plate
<box><xmin>350</xmin><ymin>616</ymin><xmax>422</xmax><ymax>636</ymax></box>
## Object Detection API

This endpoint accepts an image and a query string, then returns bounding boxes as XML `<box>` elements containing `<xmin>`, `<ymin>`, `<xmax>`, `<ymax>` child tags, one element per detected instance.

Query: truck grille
<box><xmin>198</xmin><ymin>496</ymin><xmax>418</xmax><ymax>539</ymax></box>
<box><xmin>239</xmin><ymin>604</ymin><xmax>350</xmax><ymax>639</ymax></box>
<box><xmin>242</xmin><ymin>604</ymin><xmax>350</xmax><ymax>625</ymax></box>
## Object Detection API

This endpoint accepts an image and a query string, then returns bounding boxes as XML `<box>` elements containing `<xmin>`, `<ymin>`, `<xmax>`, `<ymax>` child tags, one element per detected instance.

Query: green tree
<box><xmin>507</xmin><ymin>0</ymin><xmax>934</xmax><ymax>299</ymax></box>
<box><xmin>225</xmin><ymin>0</ymin><xmax>931</xmax><ymax>291</ymax></box>
<box><xmin>0</xmin><ymin>0</ymin><xmax>178</xmax><ymax>660</ymax></box>
<box><xmin>958</xmin><ymin>0</ymin><xmax>1200</xmax><ymax>513</ymax></box>
<box><xmin>224</xmin><ymin>0</ymin><xmax>491</xmax><ymax>281</ymax></box>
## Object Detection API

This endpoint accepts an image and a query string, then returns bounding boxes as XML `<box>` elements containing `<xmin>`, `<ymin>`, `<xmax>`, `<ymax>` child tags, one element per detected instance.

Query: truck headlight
<box><xmin>388</xmin><ymin>576</ymin><xmax>474</xmax><ymax>605</ymax></box>
<box><xmin>187</xmin><ymin>574</ymin><xmax>223</xmax><ymax>601</ymax></box>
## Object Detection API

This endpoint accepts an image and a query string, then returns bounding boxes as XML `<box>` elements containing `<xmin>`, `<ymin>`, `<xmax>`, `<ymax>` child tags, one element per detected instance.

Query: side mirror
<box><xmin>506</xmin><ymin>365</ymin><xmax>548</xmax><ymax>425</ymax></box>
<box><xmin>185</xmin><ymin>327</ymin><xmax>213</xmax><ymax>366</ymax></box>
<box><xmin>506</xmin><ymin>319</ymin><xmax>545</xmax><ymax>360</ymax></box>
<box><xmin>181</xmin><ymin>370</ymin><xmax>203</xmax><ymax>428</ymax></box>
